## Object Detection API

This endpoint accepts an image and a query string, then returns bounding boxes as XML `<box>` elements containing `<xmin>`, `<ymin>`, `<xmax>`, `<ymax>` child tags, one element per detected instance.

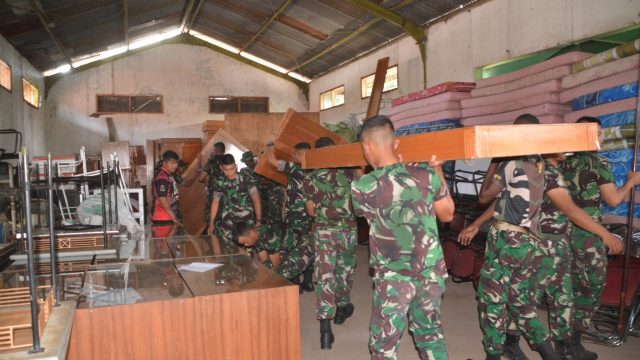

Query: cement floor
<box><xmin>300</xmin><ymin>245</ymin><xmax>640</xmax><ymax>359</ymax></box>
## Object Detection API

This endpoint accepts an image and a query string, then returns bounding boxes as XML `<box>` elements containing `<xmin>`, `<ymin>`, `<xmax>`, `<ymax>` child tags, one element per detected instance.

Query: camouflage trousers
<box><xmin>571</xmin><ymin>227</ymin><xmax>607</xmax><ymax>332</ymax></box>
<box><xmin>284</xmin><ymin>215</ymin><xmax>312</xmax><ymax>250</ymax></box>
<box><xmin>313</xmin><ymin>228</ymin><xmax>357</xmax><ymax>319</ymax></box>
<box><xmin>370</xmin><ymin>269</ymin><xmax>448</xmax><ymax>360</ymax></box>
<box><xmin>275</xmin><ymin>239</ymin><xmax>315</xmax><ymax>280</ymax></box>
<box><xmin>477</xmin><ymin>226</ymin><xmax>549</xmax><ymax>355</ymax></box>
<box><xmin>508</xmin><ymin>234</ymin><xmax>574</xmax><ymax>341</ymax></box>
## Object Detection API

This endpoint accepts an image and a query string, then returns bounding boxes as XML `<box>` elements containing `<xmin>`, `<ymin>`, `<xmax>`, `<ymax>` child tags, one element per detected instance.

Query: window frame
<box><xmin>22</xmin><ymin>78</ymin><xmax>40</xmax><ymax>109</ymax></box>
<box><xmin>319</xmin><ymin>85</ymin><xmax>345</xmax><ymax>111</ymax></box>
<box><xmin>208</xmin><ymin>96</ymin><xmax>270</xmax><ymax>114</ymax></box>
<box><xmin>360</xmin><ymin>65</ymin><xmax>399</xmax><ymax>99</ymax></box>
<box><xmin>95</xmin><ymin>94</ymin><xmax>164</xmax><ymax>114</ymax></box>
<box><xmin>0</xmin><ymin>59</ymin><xmax>11</xmax><ymax>92</ymax></box>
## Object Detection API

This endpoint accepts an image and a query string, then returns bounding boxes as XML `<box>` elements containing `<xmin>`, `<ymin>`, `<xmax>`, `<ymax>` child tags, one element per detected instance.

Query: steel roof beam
<box><xmin>28</xmin><ymin>0</ymin><xmax>73</xmax><ymax>67</ymax></box>
<box><xmin>240</xmin><ymin>0</ymin><xmax>294</xmax><ymax>53</ymax></box>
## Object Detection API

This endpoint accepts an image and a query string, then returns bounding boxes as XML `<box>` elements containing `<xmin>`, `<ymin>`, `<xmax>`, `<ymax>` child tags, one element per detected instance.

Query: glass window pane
<box><xmin>131</xmin><ymin>95</ymin><xmax>162</xmax><ymax>113</ymax></box>
<box><xmin>97</xmin><ymin>95</ymin><xmax>130</xmax><ymax>113</ymax></box>
<box><xmin>0</xmin><ymin>60</ymin><xmax>10</xmax><ymax>91</ymax></box>
<box><xmin>210</xmin><ymin>97</ymin><xmax>238</xmax><ymax>113</ymax></box>
<box><xmin>239</xmin><ymin>97</ymin><xmax>268</xmax><ymax>113</ymax></box>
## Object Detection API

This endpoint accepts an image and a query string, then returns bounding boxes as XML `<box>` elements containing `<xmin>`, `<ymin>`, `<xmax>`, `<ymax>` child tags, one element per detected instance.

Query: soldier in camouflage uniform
<box><xmin>351</xmin><ymin>116</ymin><xmax>455</xmax><ymax>360</ymax></box>
<box><xmin>233</xmin><ymin>221</ymin><xmax>313</xmax><ymax>281</ymax></box>
<box><xmin>303</xmin><ymin>137</ymin><xmax>359</xmax><ymax>350</ymax></box>
<box><xmin>207</xmin><ymin>154</ymin><xmax>262</xmax><ymax>252</ymax></box>
<box><xmin>200</xmin><ymin>142</ymin><xmax>226</xmax><ymax>225</ymax></box>
<box><xmin>559</xmin><ymin>116</ymin><xmax>635</xmax><ymax>358</ymax></box>
<box><xmin>241</xmin><ymin>151</ymin><xmax>285</xmax><ymax>231</ymax></box>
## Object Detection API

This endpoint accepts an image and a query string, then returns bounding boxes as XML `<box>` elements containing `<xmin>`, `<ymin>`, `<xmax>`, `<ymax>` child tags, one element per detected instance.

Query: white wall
<box><xmin>308</xmin><ymin>0</ymin><xmax>640</xmax><ymax>123</ymax></box>
<box><xmin>0</xmin><ymin>35</ymin><xmax>46</xmax><ymax>155</ymax></box>
<box><xmin>44</xmin><ymin>43</ymin><xmax>308</xmax><ymax>155</ymax></box>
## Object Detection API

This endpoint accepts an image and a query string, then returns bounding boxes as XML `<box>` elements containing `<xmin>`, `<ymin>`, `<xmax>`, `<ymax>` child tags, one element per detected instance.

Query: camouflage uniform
<box><xmin>211</xmin><ymin>171</ymin><xmax>258</xmax><ymax>249</ymax></box>
<box><xmin>243</xmin><ymin>223</ymin><xmax>313</xmax><ymax>280</ymax></box>
<box><xmin>260</xmin><ymin>178</ymin><xmax>285</xmax><ymax>229</ymax></box>
<box><xmin>304</xmin><ymin>168</ymin><xmax>358</xmax><ymax>320</ymax></box>
<box><xmin>279</xmin><ymin>161</ymin><xmax>313</xmax><ymax>249</ymax></box>
<box><xmin>560</xmin><ymin>152</ymin><xmax>613</xmax><ymax>332</ymax></box>
<box><xmin>477</xmin><ymin>157</ymin><xmax>549</xmax><ymax>356</ymax></box>
<box><xmin>352</xmin><ymin>162</ymin><xmax>449</xmax><ymax>360</ymax></box>
<box><xmin>204</xmin><ymin>155</ymin><xmax>224</xmax><ymax>224</ymax></box>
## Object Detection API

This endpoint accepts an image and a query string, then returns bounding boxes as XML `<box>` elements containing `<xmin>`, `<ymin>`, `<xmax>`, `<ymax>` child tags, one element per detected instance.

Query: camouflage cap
<box><xmin>241</xmin><ymin>151</ymin><xmax>256</xmax><ymax>163</ymax></box>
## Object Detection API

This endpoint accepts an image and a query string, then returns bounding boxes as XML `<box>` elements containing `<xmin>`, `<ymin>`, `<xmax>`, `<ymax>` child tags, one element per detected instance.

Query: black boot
<box><xmin>503</xmin><ymin>334</ymin><xmax>529</xmax><ymax>360</ymax></box>
<box><xmin>485</xmin><ymin>353</ymin><xmax>501</xmax><ymax>360</ymax></box>
<box><xmin>290</xmin><ymin>276</ymin><xmax>303</xmax><ymax>294</ymax></box>
<box><xmin>570</xmin><ymin>331</ymin><xmax>597</xmax><ymax>360</ymax></box>
<box><xmin>334</xmin><ymin>303</ymin><xmax>354</xmax><ymax>325</ymax></box>
<box><xmin>320</xmin><ymin>319</ymin><xmax>334</xmax><ymax>349</ymax></box>
<box><xmin>535</xmin><ymin>340</ymin><xmax>561</xmax><ymax>360</ymax></box>
<box><xmin>301</xmin><ymin>267</ymin><xmax>314</xmax><ymax>292</ymax></box>
<box><xmin>554</xmin><ymin>340</ymin><xmax>577</xmax><ymax>360</ymax></box>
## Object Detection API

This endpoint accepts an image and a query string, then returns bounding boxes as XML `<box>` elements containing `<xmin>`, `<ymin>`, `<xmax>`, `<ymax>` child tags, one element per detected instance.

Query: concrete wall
<box><xmin>308</xmin><ymin>0</ymin><xmax>640</xmax><ymax>123</ymax></box>
<box><xmin>44</xmin><ymin>43</ymin><xmax>308</xmax><ymax>155</ymax></box>
<box><xmin>0</xmin><ymin>35</ymin><xmax>45</xmax><ymax>155</ymax></box>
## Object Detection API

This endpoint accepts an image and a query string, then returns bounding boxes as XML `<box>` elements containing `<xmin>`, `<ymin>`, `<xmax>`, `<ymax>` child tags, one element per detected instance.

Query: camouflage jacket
<box><xmin>303</xmin><ymin>168</ymin><xmax>359</xmax><ymax>229</ymax></box>
<box><xmin>282</xmin><ymin>162</ymin><xmax>312</xmax><ymax>228</ymax></box>
<box><xmin>212</xmin><ymin>171</ymin><xmax>258</xmax><ymax>224</ymax></box>
<box><xmin>351</xmin><ymin>162</ymin><xmax>448</xmax><ymax>277</ymax></box>
<box><xmin>259</xmin><ymin>177</ymin><xmax>285</xmax><ymax>224</ymax></box>
<box><xmin>204</xmin><ymin>155</ymin><xmax>224</xmax><ymax>190</ymax></box>
<box><xmin>560</xmin><ymin>152</ymin><xmax>613</xmax><ymax>222</ymax></box>
<box><xmin>243</xmin><ymin>224</ymin><xmax>283</xmax><ymax>256</ymax></box>
<box><xmin>492</xmin><ymin>156</ymin><xmax>545</xmax><ymax>232</ymax></box>
<box><xmin>540</xmin><ymin>161</ymin><xmax>569</xmax><ymax>235</ymax></box>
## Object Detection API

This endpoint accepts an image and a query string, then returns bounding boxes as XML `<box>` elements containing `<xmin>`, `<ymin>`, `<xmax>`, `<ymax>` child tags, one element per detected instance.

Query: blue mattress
<box><xmin>599</xmin><ymin>110</ymin><xmax>637</xmax><ymax>128</ymax></box>
<box><xmin>602</xmin><ymin>202</ymin><xmax>640</xmax><ymax>218</ymax></box>
<box><xmin>572</xmin><ymin>82</ymin><xmax>638</xmax><ymax>111</ymax></box>
<box><xmin>598</xmin><ymin>149</ymin><xmax>640</xmax><ymax>187</ymax></box>
<box><xmin>395</xmin><ymin>119</ymin><xmax>461</xmax><ymax>137</ymax></box>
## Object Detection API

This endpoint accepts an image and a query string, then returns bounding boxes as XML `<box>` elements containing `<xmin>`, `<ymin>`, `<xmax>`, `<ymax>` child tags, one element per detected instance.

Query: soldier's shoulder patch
<box><xmin>159</xmin><ymin>184</ymin><xmax>166</xmax><ymax>192</ymax></box>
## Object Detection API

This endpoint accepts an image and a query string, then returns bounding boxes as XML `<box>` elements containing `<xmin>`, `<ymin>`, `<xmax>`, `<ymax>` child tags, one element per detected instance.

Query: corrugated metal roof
<box><xmin>0</xmin><ymin>0</ymin><xmax>476</xmax><ymax>79</ymax></box>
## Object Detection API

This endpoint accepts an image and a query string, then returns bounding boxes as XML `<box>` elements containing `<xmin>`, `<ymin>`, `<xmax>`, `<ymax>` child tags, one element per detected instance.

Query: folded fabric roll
<box><xmin>559</xmin><ymin>68</ymin><xmax>639</xmax><ymax>103</ymax></box>
<box><xmin>602</xmin><ymin>138</ymin><xmax>635</xmax><ymax>151</ymax></box>
<box><xmin>477</xmin><ymin>51</ymin><xmax>591</xmax><ymax>88</ymax></box>
<box><xmin>461</xmin><ymin>92</ymin><xmax>560</xmax><ymax>118</ymax></box>
<box><xmin>471</xmin><ymin>66</ymin><xmax>572</xmax><ymax>98</ymax></box>
<box><xmin>572</xmin><ymin>83</ymin><xmax>638</xmax><ymax>111</ymax></box>
<box><xmin>602</xmin><ymin>124</ymin><xmax>636</xmax><ymax>140</ymax></box>
<box><xmin>461</xmin><ymin>103</ymin><xmax>570</xmax><ymax>126</ymax></box>
<box><xmin>461</xmin><ymin>114</ymin><xmax>564</xmax><ymax>127</ymax></box>
<box><xmin>392</xmin><ymin>110</ymin><xmax>462</xmax><ymax>128</ymax></box>
<box><xmin>389</xmin><ymin>92</ymin><xmax>470</xmax><ymax>116</ymax></box>
<box><xmin>572</xmin><ymin>39</ymin><xmax>640</xmax><ymax>73</ymax></box>
<box><xmin>599</xmin><ymin>110</ymin><xmax>637</xmax><ymax>128</ymax></box>
<box><xmin>562</xmin><ymin>54</ymin><xmax>640</xmax><ymax>89</ymax></box>
<box><xmin>389</xmin><ymin>101</ymin><xmax>461</xmax><ymax>121</ymax></box>
<box><xmin>564</xmin><ymin>98</ymin><xmax>637</xmax><ymax>123</ymax></box>
<box><xmin>392</xmin><ymin>82</ymin><xmax>475</xmax><ymax>107</ymax></box>
<box><xmin>461</xmin><ymin>80</ymin><xmax>562</xmax><ymax>108</ymax></box>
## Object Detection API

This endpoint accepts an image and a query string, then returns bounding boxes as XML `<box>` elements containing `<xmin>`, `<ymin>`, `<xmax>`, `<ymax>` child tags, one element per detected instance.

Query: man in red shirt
<box><xmin>151</xmin><ymin>150</ymin><xmax>181</xmax><ymax>227</ymax></box>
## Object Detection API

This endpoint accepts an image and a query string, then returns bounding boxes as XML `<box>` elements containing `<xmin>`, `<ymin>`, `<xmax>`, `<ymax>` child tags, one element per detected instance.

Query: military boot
<box><xmin>554</xmin><ymin>340</ymin><xmax>577</xmax><ymax>360</ymax></box>
<box><xmin>570</xmin><ymin>331</ymin><xmax>597</xmax><ymax>360</ymax></box>
<box><xmin>535</xmin><ymin>340</ymin><xmax>561</xmax><ymax>360</ymax></box>
<box><xmin>301</xmin><ymin>266</ymin><xmax>314</xmax><ymax>292</ymax></box>
<box><xmin>503</xmin><ymin>334</ymin><xmax>529</xmax><ymax>360</ymax></box>
<box><xmin>333</xmin><ymin>303</ymin><xmax>354</xmax><ymax>325</ymax></box>
<box><xmin>320</xmin><ymin>319</ymin><xmax>334</xmax><ymax>350</ymax></box>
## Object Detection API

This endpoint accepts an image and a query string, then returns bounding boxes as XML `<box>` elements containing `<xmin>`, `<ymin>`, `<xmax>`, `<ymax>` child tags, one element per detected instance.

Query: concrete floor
<box><xmin>300</xmin><ymin>245</ymin><xmax>640</xmax><ymax>359</ymax></box>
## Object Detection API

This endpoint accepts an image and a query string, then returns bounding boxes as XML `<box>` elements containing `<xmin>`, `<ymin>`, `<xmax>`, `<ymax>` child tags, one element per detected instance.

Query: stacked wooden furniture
<box><xmin>202</xmin><ymin>120</ymin><xmax>225</xmax><ymax>143</ymax></box>
<box><xmin>0</xmin><ymin>285</ymin><xmax>53</xmax><ymax>352</ymax></box>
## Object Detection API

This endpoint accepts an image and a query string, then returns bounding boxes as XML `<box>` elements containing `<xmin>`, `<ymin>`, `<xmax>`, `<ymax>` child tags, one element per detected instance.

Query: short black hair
<box><xmin>214</xmin><ymin>142</ymin><xmax>226</xmax><ymax>153</ymax></box>
<box><xmin>315</xmin><ymin>137</ymin><xmax>335</xmax><ymax>148</ymax></box>
<box><xmin>359</xmin><ymin>115</ymin><xmax>394</xmax><ymax>139</ymax></box>
<box><xmin>513</xmin><ymin>114</ymin><xmax>540</xmax><ymax>125</ymax></box>
<box><xmin>294</xmin><ymin>142</ymin><xmax>311</xmax><ymax>150</ymax></box>
<box><xmin>232</xmin><ymin>221</ymin><xmax>253</xmax><ymax>244</ymax></box>
<box><xmin>220</xmin><ymin>153</ymin><xmax>235</xmax><ymax>165</ymax></box>
<box><xmin>576</xmin><ymin>116</ymin><xmax>601</xmax><ymax>126</ymax></box>
<box><xmin>162</xmin><ymin>150</ymin><xmax>179</xmax><ymax>161</ymax></box>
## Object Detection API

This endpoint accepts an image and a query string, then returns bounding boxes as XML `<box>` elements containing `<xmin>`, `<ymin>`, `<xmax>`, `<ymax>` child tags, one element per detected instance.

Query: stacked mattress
<box><xmin>389</xmin><ymin>82</ymin><xmax>474</xmax><ymax>136</ymax></box>
<box><xmin>559</xmin><ymin>40</ymin><xmax>640</xmax><ymax>219</ymax></box>
<box><xmin>459</xmin><ymin>51</ymin><xmax>593</xmax><ymax>126</ymax></box>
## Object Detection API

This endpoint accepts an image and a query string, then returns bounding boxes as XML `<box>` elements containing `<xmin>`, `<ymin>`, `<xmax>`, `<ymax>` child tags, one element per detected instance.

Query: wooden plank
<box><xmin>178</xmin><ymin>129</ymin><xmax>249</xmax><ymax>235</ymax></box>
<box><xmin>254</xmin><ymin>109</ymin><xmax>344</xmax><ymax>184</ymax></box>
<box><xmin>302</xmin><ymin>123</ymin><xmax>600</xmax><ymax>169</ymax></box>
<box><xmin>366</xmin><ymin>57</ymin><xmax>390</xmax><ymax>118</ymax></box>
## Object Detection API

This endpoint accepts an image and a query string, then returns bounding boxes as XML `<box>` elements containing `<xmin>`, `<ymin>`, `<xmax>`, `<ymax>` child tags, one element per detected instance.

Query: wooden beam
<box><xmin>278</xmin><ymin>15</ymin><xmax>328</xmax><ymax>41</ymax></box>
<box><xmin>28</xmin><ymin>0</ymin><xmax>74</xmax><ymax>67</ymax></box>
<box><xmin>240</xmin><ymin>0</ymin><xmax>294</xmax><ymax>52</ymax></box>
<box><xmin>301</xmin><ymin>123</ymin><xmax>601</xmax><ymax>169</ymax></box>
<box><xmin>366</xmin><ymin>57</ymin><xmax>389</xmax><ymax>118</ymax></box>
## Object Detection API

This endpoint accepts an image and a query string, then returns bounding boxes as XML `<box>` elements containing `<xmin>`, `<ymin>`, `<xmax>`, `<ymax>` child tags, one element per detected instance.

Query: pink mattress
<box><xmin>461</xmin><ymin>93</ymin><xmax>560</xmax><ymax>118</ymax></box>
<box><xmin>561</xmin><ymin>54</ymin><xmax>640</xmax><ymax>89</ymax></box>
<box><xmin>392</xmin><ymin>110</ymin><xmax>462</xmax><ymax>128</ymax></box>
<box><xmin>462</xmin><ymin>114</ymin><xmax>565</xmax><ymax>127</ymax></box>
<box><xmin>461</xmin><ymin>80</ymin><xmax>562</xmax><ymax>108</ymax></box>
<box><xmin>564</xmin><ymin>98</ymin><xmax>638</xmax><ymax>123</ymax></box>
<box><xmin>461</xmin><ymin>103</ymin><xmax>570</xmax><ymax>125</ymax></box>
<box><xmin>389</xmin><ymin>92</ymin><xmax>470</xmax><ymax>115</ymax></box>
<box><xmin>476</xmin><ymin>51</ymin><xmax>591</xmax><ymax>88</ymax></box>
<box><xmin>390</xmin><ymin>101</ymin><xmax>461</xmax><ymax>121</ymax></box>
<box><xmin>559</xmin><ymin>68</ymin><xmax>640</xmax><ymax>103</ymax></box>
<box><xmin>471</xmin><ymin>65</ymin><xmax>572</xmax><ymax>97</ymax></box>
<box><xmin>391</xmin><ymin>82</ymin><xmax>475</xmax><ymax>107</ymax></box>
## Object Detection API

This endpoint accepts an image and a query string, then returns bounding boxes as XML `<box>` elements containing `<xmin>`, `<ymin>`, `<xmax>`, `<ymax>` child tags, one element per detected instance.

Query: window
<box><xmin>96</xmin><ymin>94</ymin><xmax>163</xmax><ymax>113</ymax></box>
<box><xmin>0</xmin><ymin>59</ymin><xmax>10</xmax><ymax>91</ymax></box>
<box><xmin>361</xmin><ymin>65</ymin><xmax>398</xmax><ymax>98</ymax></box>
<box><xmin>208</xmin><ymin>97</ymin><xmax>269</xmax><ymax>113</ymax></box>
<box><xmin>22</xmin><ymin>79</ymin><xmax>39</xmax><ymax>108</ymax></box>
<box><xmin>320</xmin><ymin>86</ymin><xmax>345</xmax><ymax>110</ymax></box>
